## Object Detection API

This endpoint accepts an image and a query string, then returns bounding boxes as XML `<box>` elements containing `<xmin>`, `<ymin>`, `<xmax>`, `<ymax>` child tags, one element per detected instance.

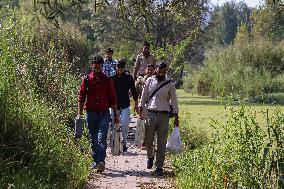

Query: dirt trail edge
<box><xmin>83</xmin><ymin>116</ymin><xmax>175</xmax><ymax>189</ymax></box>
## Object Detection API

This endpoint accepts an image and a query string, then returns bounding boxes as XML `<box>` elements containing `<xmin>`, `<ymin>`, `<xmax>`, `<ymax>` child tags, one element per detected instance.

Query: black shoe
<box><xmin>147</xmin><ymin>158</ymin><xmax>154</xmax><ymax>169</ymax></box>
<box><xmin>156</xmin><ymin>167</ymin><xmax>163</xmax><ymax>176</ymax></box>
<box><xmin>123</xmin><ymin>145</ymin><xmax>128</xmax><ymax>152</ymax></box>
<box><xmin>97</xmin><ymin>162</ymin><xmax>105</xmax><ymax>173</ymax></box>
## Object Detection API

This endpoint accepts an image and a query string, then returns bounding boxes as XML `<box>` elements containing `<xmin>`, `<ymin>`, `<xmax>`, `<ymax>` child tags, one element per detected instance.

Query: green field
<box><xmin>172</xmin><ymin>89</ymin><xmax>284</xmax><ymax>189</ymax></box>
<box><xmin>177</xmin><ymin>89</ymin><xmax>284</xmax><ymax>138</ymax></box>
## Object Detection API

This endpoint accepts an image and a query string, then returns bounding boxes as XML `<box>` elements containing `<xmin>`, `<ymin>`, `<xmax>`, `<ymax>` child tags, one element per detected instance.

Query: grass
<box><xmin>177</xmin><ymin>89</ymin><xmax>284</xmax><ymax>138</ymax></box>
<box><xmin>172</xmin><ymin>89</ymin><xmax>284</xmax><ymax>188</ymax></box>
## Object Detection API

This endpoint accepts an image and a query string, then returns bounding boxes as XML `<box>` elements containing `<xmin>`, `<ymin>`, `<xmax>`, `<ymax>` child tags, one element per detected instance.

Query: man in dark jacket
<box><xmin>112</xmin><ymin>59</ymin><xmax>139</xmax><ymax>152</ymax></box>
<box><xmin>77</xmin><ymin>55</ymin><xmax>119</xmax><ymax>172</ymax></box>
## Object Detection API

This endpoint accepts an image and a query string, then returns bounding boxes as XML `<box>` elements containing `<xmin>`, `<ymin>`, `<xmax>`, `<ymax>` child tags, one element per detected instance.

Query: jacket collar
<box><xmin>89</xmin><ymin>71</ymin><xmax>108</xmax><ymax>80</ymax></box>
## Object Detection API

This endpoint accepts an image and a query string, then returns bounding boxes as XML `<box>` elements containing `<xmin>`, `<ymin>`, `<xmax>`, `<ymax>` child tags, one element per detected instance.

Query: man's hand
<box><xmin>174</xmin><ymin>114</ymin><xmax>179</xmax><ymax>127</ymax></box>
<box><xmin>77</xmin><ymin>101</ymin><xmax>84</xmax><ymax>119</ymax></box>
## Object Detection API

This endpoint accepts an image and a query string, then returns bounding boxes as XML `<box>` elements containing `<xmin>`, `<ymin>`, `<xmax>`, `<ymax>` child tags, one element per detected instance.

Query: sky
<box><xmin>210</xmin><ymin>0</ymin><xmax>264</xmax><ymax>7</ymax></box>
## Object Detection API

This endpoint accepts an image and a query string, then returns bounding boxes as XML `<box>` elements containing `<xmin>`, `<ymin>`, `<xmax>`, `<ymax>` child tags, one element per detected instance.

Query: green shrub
<box><xmin>182</xmin><ymin>65</ymin><xmax>199</xmax><ymax>93</ymax></box>
<box><xmin>172</xmin><ymin>107</ymin><xmax>284</xmax><ymax>189</ymax></box>
<box><xmin>184</xmin><ymin>39</ymin><xmax>284</xmax><ymax>99</ymax></box>
<box><xmin>0</xmin><ymin>8</ymin><xmax>91</xmax><ymax>188</ymax></box>
<box><xmin>247</xmin><ymin>93</ymin><xmax>284</xmax><ymax>105</ymax></box>
<box><xmin>267</xmin><ymin>74</ymin><xmax>284</xmax><ymax>93</ymax></box>
<box><xmin>179</xmin><ymin>115</ymin><xmax>209</xmax><ymax>149</ymax></box>
<box><xmin>0</xmin><ymin>94</ymin><xmax>91</xmax><ymax>188</ymax></box>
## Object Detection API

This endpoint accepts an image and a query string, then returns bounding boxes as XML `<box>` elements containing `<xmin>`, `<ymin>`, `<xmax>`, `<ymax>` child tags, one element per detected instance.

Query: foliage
<box><xmin>32</xmin><ymin>0</ymin><xmax>108</xmax><ymax>23</ymax></box>
<box><xmin>234</xmin><ymin>22</ymin><xmax>251</xmax><ymax>45</ymax></box>
<box><xmin>206</xmin><ymin>0</ymin><xmax>283</xmax><ymax>46</ymax></box>
<box><xmin>179</xmin><ymin>119</ymin><xmax>209</xmax><ymax>150</ymax></box>
<box><xmin>0</xmin><ymin>6</ymin><xmax>91</xmax><ymax>188</ymax></box>
<box><xmin>173</xmin><ymin>106</ymin><xmax>284</xmax><ymax>189</ymax></box>
<box><xmin>14</xmin><ymin>7</ymin><xmax>92</xmax><ymax>127</ymax></box>
<box><xmin>0</xmin><ymin>93</ymin><xmax>91</xmax><ymax>188</ymax></box>
<box><xmin>206</xmin><ymin>1</ymin><xmax>251</xmax><ymax>47</ymax></box>
<box><xmin>184</xmin><ymin>38</ymin><xmax>284</xmax><ymax>98</ymax></box>
<box><xmin>252</xmin><ymin>1</ymin><xmax>284</xmax><ymax>41</ymax></box>
<box><xmin>29</xmin><ymin>0</ymin><xmax>213</xmax><ymax>83</ymax></box>
<box><xmin>187</xmin><ymin>0</ymin><xmax>283</xmax><ymax>98</ymax></box>
<box><xmin>83</xmin><ymin>0</ymin><xmax>210</xmax><ymax>79</ymax></box>
<box><xmin>247</xmin><ymin>93</ymin><xmax>284</xmax><ymax>105</ymax></box>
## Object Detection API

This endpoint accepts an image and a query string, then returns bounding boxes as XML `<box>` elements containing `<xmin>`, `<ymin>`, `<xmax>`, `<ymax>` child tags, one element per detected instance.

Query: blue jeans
<box><xmin>119</xmin><ymin>107</ymin><xmax>131</xmax><ymax>146</ymax></box>
<box><xmin>86</xmin><ymin>111</ymin><xmax>110</xmax><ymax>163</ymax></box>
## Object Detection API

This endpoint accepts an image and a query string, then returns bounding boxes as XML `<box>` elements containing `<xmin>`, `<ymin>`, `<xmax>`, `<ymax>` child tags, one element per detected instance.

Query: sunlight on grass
<box><xmin>177</xmin><ymin>89</ymin><xmax>284</xmax><ymax>139</ymax></box>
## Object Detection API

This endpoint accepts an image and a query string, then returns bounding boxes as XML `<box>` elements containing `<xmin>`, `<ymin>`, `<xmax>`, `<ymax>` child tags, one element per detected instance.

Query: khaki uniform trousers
<box><xmin>145</xmin><ymin>111</ymin><xmax>169</xmax><ymax>168</ymax></box>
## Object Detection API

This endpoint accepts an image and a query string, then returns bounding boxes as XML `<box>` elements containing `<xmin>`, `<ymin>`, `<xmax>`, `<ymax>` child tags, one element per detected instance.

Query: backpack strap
<box><xmin>83</xmin><ymin>75</ymin><xmax>89</xmax><ymax>92</ymax></box>
<box><xmin>146</xmin><ymin>79</ymin><xmax>172</xmax><ymax>104</ymax></box>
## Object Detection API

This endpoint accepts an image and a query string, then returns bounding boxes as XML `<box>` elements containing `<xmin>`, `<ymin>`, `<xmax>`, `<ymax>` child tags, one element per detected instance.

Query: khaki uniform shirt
<box><xmin>135</xmin><ymin>53</ymin><xmax>156</xmax><ymax>76</ymax></box>
<box><xmin>139</xmin><ymin>76</ymin><xmax>179</xmax><ymax>114</ymax></box>
<box><xmin>135</xmin><ymin>75</ymin><xmax>150</xmax><ymax>99</ymax></box>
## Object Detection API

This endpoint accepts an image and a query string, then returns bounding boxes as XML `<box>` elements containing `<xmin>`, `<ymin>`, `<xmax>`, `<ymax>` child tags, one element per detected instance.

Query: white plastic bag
<box><xmin>135</xmin><ymin>118</ymin><xmax>145</xmax><ymax>148</ymax></box>
<box><xmin>166</xmin><ymin>127</ymin><xmax>182</xmax><ymax>154</ymax></box>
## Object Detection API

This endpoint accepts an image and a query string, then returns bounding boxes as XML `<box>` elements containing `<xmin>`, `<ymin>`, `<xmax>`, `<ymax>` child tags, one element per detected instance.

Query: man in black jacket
<box><xmin>112</xmin><ymin>59</ymin><xmax>139</xmax><ymax>152</ymax></box>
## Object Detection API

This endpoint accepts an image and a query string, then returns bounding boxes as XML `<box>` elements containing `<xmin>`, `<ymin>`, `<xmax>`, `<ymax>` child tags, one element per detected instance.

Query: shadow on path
<box><xmin>101</xmin><ymin>168</ymin><xmax>152</xmax><ymax>178</ymax></box>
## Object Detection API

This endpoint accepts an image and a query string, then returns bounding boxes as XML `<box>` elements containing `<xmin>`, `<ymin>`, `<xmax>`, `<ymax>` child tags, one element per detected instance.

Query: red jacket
<box><xmin>78</xmin><ymin>72</ymin><xmax>117</xmax><ymax>112</ymax></box>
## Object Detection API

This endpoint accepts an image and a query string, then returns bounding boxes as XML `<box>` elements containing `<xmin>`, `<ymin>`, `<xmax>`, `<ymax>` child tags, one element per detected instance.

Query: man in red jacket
<box><xmin>77</xmin><ymin>55</ymin><xmax>119</xmax><ymax>173</ymax></box>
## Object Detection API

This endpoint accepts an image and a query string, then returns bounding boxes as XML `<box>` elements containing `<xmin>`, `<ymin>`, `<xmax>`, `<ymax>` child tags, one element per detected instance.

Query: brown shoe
<box><xmin>97</xmin><ymin>162</ymin><xmax>105</xmax><ymax>173</ymax></box>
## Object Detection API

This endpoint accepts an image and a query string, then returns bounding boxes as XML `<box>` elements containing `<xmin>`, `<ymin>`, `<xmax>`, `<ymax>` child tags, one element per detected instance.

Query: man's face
<box><xmin>106</xmin><ymin>52</ymin><xmax>113</xmax><ymax>60</ymax></box>
<box><xmin>116</xmin><ymin>67</ymin><xmax>124</xmax><ymax>76</ymax></box>
<box><xmin>145</xmin><ymin>66</ymin><xmax>154</xmax><ymax>76</ymax></box>
<box><xmin>92</xmin><ymin>63</ymin><xmax>102</xmax><ymax>73</ymax></box>
<box><xmin>142</xmin><ymin>45</ymin><xmax>150</xmax><ymax>55</ymax></box>
<box><xmin>155</xmin><ymin>67</ymin><xmax>167</xmax><ymax>76</ymax></box>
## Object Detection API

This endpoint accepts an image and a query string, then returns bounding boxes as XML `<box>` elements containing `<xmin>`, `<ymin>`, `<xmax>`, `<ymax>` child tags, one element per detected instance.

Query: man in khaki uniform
<box><xmin>133</xmin><ymin>42</ymin><xmax>156</xmax><ymax>80</ymax></box>
<box><xmin>139</xmin><ymin>62</ymin><xmax>179</xmax><ymax>176</ymax></box>
<box><xmin>135</xmin><ymin>64</ymin><xmax>155</xmax><ymax>99</ymax></box>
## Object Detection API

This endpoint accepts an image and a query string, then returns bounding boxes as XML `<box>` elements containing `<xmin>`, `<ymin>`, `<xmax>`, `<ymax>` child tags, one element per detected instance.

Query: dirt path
<box><xmin>84</xmin><ymin>116</ymin><xmax>175</xmax><ymax>189</ymax></box>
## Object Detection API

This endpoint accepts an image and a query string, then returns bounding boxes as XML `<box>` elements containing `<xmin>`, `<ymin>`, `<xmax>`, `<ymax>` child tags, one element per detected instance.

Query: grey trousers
<box><xmin>145</xmin><ymin>111</ymin><xmax>169</xmax><ymax>168</ymax></box>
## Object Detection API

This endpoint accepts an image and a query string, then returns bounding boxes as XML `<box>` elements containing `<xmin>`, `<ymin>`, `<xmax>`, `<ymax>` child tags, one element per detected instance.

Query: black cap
<box><xmin>156</xmin><ymin>62</ymin><xmax>167</xmax><ymax>69</ymax></box>
<box><xmin>105</xmin><ymin>48</ymin><xmax>113</xmax><ymax>53</ymax></box>
<box><xmin>90</xmin><ymin>55</ymin><xmax>104</xmax><ymax>64</ymax></box>
<box><xmin>117</xmin><ymin>59</ymin><xmax>126</xmax><ymax>68</ymax></box>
